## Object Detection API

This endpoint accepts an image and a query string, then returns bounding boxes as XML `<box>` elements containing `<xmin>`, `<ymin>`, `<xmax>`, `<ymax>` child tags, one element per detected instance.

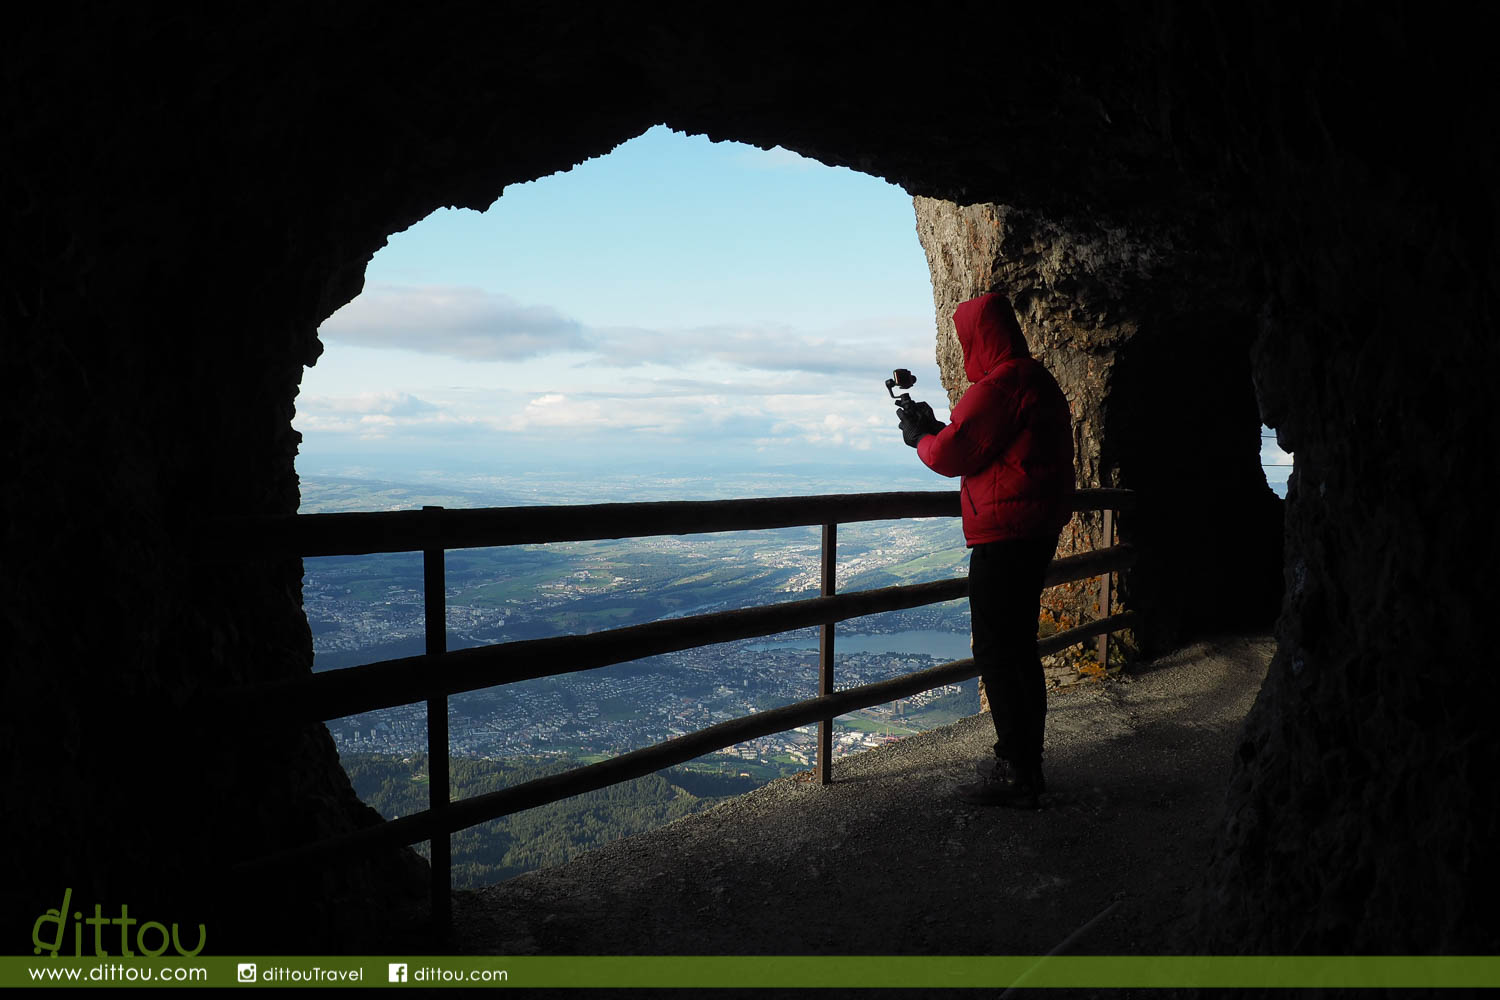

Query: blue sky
<box><xmin>295</xmin><ymin>124</ymin><xmax>1293</xmax><ymax>492</ymax></box>
<box><xmin>296</xmin><ymin>125</ymin><xmax>944</xmax><ymax>482</ymax></box>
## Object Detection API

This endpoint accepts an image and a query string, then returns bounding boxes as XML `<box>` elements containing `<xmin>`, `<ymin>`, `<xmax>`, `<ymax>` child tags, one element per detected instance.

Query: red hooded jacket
<box><xmin>917</xmin><ymin>294</ymin><xmax>1075</xmax><ymax>546</ymax></box>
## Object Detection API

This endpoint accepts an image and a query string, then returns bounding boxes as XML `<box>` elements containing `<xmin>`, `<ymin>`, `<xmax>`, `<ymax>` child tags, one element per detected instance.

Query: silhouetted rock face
<box><xmin>913</xmin><ymin>198</ymin><xmax>1284</xmax><ymax>656</ymax></box>
<box><xmin>1199</xmin><ymin>156</ymin><xmax>1500</xmax><ymax>953</ymax></box>
<box><xmin>3</xmin><ymin>5</ymin><xmax>1496</xmax><ymax>953</ymax></box>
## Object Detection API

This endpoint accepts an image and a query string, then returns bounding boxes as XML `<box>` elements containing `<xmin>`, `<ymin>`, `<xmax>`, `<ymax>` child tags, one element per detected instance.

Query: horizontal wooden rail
<box><xmin>223</xmin><ymin>544</ymin><xmax>1136</xmax><ymax>723</ymax></box>
<box><xmin>199</xmin><ymin>488</ymin><xmax>1138</xmax><ymax>559</ymax></box>
<box><xmin>235</xmin><ymin>610</ymin><xmax>1137</xmax><ymax>873</ymax></box>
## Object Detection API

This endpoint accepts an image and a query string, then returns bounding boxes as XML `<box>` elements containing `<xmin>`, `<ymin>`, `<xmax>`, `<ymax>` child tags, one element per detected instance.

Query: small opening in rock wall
<box><xmin>1261</xmin><ymin>423</ymin><xmax>1294</xmax><ymax>498</ymax></box>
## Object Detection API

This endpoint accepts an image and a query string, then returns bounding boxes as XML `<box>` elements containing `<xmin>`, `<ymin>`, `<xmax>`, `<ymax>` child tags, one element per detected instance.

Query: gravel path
<box><xmin>452</xmin><ymin>634</ymin><xmax>1271</xmax><ymax>979</ymax></box>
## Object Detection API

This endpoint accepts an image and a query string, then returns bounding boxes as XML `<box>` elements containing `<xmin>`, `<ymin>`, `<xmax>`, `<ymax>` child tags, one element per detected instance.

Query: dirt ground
<box><xmin>447</xmin><ymin>634</ymin><xmax>1274</xmax><ymax>995</ymax></box>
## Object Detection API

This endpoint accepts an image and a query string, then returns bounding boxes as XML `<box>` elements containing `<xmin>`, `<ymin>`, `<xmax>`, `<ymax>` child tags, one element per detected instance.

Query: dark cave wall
<box><xmin>4</xmin><ymin>3</ymin><xmax>1496</xmax><ymax>952</ymax></box>
<box><xmin>1200</xmin><ymin>149</ymin><xmax>1500</xmax><ymax>952</ymax></box>
<box><xmin>1</xmin><ymin>24</ymin><xmax>434</xmax><ymax>943</ymax></box>
<box><xmin>4</xmin><ymin>7</ymin><xmax>667</xmax><ymax>949</ymax></box>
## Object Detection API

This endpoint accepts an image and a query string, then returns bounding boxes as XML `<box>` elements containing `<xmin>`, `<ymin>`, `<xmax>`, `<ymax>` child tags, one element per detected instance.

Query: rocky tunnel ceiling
<box><xmin>4</xmin><ymin>4</ymin><xmax>1496</xmax><ymax>953</ymax></box>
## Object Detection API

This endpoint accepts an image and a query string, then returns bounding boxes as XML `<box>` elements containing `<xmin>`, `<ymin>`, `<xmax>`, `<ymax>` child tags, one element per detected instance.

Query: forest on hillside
<box><xmin>341</xmin><ymin>753</ymin><xmax>763</xmax><ymax>888</ymax></box>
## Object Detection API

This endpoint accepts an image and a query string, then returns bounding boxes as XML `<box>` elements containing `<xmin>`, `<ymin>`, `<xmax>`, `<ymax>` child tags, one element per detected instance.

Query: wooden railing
<box><xmin>214</xmin><ymin>487</ymin><xmax>1138</xmax><ymax>938</ymax></box>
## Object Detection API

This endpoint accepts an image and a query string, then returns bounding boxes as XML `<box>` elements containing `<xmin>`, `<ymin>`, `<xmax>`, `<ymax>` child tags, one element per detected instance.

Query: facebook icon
<box><xmin>388</xmin><ymin>963</ymin><xmax>408</xmax><ymax>983</ymax></box>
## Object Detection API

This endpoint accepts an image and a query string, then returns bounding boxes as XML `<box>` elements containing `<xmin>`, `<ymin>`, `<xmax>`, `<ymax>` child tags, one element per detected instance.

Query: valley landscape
<box><xmin>302</xmin><ymin>472</ymin><xmax>980</xmax><ymax>885</ymax></box>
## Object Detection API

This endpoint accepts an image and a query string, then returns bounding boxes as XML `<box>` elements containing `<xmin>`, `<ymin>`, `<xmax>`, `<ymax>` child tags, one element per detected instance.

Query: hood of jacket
<box><xmin>954</xmin><ymin>292</ymin><xmax>1029</xmax><ymax>384</ymax></box>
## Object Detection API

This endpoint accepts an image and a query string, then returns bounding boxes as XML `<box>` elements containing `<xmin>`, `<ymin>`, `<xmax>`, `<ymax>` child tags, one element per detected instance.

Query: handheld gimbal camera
<box><xmin>885</xmin><ymin>368</ymin><xmax>918</xmax><ymax>419</ymax></box>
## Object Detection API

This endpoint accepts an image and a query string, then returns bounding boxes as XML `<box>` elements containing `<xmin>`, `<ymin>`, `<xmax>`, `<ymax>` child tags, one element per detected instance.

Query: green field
<box><xmin>884</xmin><ymin>546</ymin><xmax>969</xmax><ymax>578</ymax></box>
<box><xmin>839</xmin><ymin>716</ymin><xmax>921</xmax><ymax>736</ymax></box>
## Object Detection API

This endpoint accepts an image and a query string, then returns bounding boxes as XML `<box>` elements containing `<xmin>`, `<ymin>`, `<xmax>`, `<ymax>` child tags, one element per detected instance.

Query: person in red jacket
<box><xmin>898</xmin><ymin>292</ymin><xmax>1075</xmax><ymax>807</ymax></box>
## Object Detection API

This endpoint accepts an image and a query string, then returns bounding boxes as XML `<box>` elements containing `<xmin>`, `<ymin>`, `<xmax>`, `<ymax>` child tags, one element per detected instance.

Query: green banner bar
<box><xmin>3</xmin><ymin>955</ymin><xmax>1499</xmax><ymax>989</ymax></box>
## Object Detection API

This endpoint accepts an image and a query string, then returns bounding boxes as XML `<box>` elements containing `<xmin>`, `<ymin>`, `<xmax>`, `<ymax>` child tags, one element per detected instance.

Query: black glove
<box><xmin>898</xmin><ymin>400</ymin><xmax>945</xmax><ymax>447</ymax></box>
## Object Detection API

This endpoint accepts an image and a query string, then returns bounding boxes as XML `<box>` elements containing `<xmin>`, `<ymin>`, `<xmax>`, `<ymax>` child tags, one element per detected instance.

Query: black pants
<box><xmin>969</xmin><ymin>533</ymin><xmax>1058</xmax><ymax>766</ymax></box>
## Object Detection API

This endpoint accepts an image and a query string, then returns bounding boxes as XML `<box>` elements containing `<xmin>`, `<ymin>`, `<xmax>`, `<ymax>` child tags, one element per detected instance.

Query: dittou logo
<box><xmin>32</xmin><ymin>889</ymin><xmax>207</xmax><ymax>957</ymax></box>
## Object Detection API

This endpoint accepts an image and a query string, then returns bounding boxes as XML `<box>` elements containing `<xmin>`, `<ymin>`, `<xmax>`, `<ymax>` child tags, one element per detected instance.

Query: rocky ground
<box><xmin>443</xmin><ymin>634</ymin><xmax>1272</xmax><ymax>994</ymax></box>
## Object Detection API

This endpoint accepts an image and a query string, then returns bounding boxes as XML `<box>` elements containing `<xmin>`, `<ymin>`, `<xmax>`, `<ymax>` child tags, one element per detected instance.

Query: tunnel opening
<box><xmin>297</xmin><ymin>125</ymin><xmax>944</xmax><ymax>490</ymax></box>
<box><xmin>1104</xmin><ymin>316</ymin><xmax>1285</xmax><ymax>652</ymax></box>
<box><xmin>295</xmin><ymin>124</ymin><xmax>985</xmax><ymax>890</ymax></box>
<box><xmin>290</xmin><ymin>117</ymin><xmax>1290</xmax><ymax>904</ymax></box>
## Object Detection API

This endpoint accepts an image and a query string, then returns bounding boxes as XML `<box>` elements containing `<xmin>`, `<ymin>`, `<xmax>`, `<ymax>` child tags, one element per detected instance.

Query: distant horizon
<box><xmin>296</xmin><ymin>455</ymin><xmax>1288</xmax><ymax>511</ymax></box>
<box><xmin>296</xmin><ymin>458</ymin><xmax>960</xmax><ymax>513</ymax></box>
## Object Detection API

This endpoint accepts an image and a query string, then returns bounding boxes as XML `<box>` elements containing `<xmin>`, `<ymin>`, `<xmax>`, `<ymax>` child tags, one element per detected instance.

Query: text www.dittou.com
<box><xmin>28</xmin><ymin>964</ymin><xmax>207</xmax><ymax>984</ymax></box>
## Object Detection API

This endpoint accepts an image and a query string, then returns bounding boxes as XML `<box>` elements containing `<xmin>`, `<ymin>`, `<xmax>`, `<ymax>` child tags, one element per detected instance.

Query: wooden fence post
<box><xmin>1096</xmin><ymin>507</ymin><xmax>1115</xmax><ymax>671</ymax></box>
<box><xmin>817</xmin><ymin>522</ymin><xmax>836</xmax><ymax>785</ymax></box>
<box><xmin>423</xmin><ymin>505</ymin><xmax>452</xmax><ymax>941</ymax></box>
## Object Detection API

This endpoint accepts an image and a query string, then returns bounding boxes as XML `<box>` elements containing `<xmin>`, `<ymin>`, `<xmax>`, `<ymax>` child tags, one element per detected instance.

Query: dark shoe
<box><xmin>959</xmin><ymin>758</ymin><xmax>1045</xmax><ymax>808</ymax></box>
<box><xmin>976</xmin><ymin>754</ymin><xmax>1046</xmax><ymax>794</ymax></box>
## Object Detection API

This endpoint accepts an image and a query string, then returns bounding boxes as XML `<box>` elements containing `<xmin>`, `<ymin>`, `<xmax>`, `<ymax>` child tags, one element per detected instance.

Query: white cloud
<box><xmin>316</xmin><ymin>281</ymin><xmax>930</xmax><ymax>381</ymax></box>
<box><xmin>296</xmin><ymin>383</ymin><xmax>918</xmax><ymax>461</ymax></box>
<box><xmin>295</xmin><ymin>389</ymin><xmax>512</xmax><ymax>441</ymax></box>
<box><xmin>747</xmin><ymin>393</ymin><xmax>917</xmax><ymax>453</ymax></box>
<box><xmin>300</xmin><ymin>300</ymin><xmax>940</xmax><ymax>459</ymax></box>
<box><xmin>584</xmin><ymin>320</ymin><xmax>926</xmax><ymax>377</ymax></box>
<box><xmin>319</xmin><ymin>283</ymin><xmax>586</xmax><ymax>359</ymax></box>
<box><xmin>1260</xmin><ymin>436</ymin><xmax>1294</xmax><ymax>465</ymax></box>
<box><xmin>507</xmin><ymin>390</ymin><xmax>752</xmax><ymax>435</ymax></box>
<box><xmin>298</xmin><ymin>390</ymin><xmax>438</xmax><ymax>416</ymax></box>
